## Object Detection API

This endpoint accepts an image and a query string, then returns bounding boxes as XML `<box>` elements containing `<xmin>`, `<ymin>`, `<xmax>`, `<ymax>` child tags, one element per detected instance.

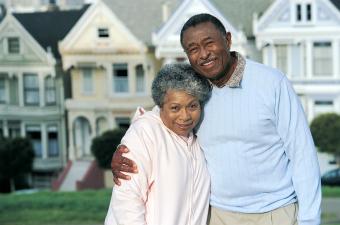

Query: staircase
<box><xmin>59</xmin><ymin>160</ymin><xmax>91</xmax><ymax>191</ymax></box>
<box><xmin>52</xmin><ymin>159</ymin><xmax>104</xmax><ymax>191</ymax></box>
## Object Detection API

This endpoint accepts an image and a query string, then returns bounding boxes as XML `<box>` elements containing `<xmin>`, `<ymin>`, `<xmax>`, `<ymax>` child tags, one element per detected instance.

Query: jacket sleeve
<box><xmin>275</xmin><ymin>75</ymin><xmax>321</xmax><ymax>225</ymax></box>
<box><xmin>106</xmin><ymin>121</ymin><xmax>154</xmax><ymax>225</ymax></box>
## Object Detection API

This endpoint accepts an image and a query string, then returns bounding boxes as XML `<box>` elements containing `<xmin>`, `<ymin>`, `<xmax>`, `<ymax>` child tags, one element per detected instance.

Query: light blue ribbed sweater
<box><xmin>197</xmin><ymin>59</ymin><xmax>321</xmax><ymax>225</ymax></box>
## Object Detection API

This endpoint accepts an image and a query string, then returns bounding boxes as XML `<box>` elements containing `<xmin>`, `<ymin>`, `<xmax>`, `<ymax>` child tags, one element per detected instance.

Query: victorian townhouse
<box><xmin>255</xmin><ymin>0</ymin><xmax>340</xmax><ymax>122</ymax></box>
<box><xmin>0</xmin><ymin>6</ymin><xmax>88</xmax><ymax>187</ymax></box>
<box><xmin>1</xmin><ymin>0</ymin><xmax>339</xmax><ymax>189</ymax></box>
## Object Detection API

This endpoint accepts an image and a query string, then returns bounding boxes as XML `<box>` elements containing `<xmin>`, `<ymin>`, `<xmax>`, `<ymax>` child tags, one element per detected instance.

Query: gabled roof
<box><xmin>330</xmin><ymin>0</ymin><xmax>340</xmax><ymax>10</ymax></box>
<box><xmin>13</xmin><ymin>5</ymin><xmax>89</xmax><ymax>59</ymax></box>
<box><xmin>103</xmin><ymin>0</ymin><xmax>181</xmax><ymax>46</ymax></box>
<box><xmin>103</xmin><ymin>0</ymin><xmax>272</xmax><ymax>44</ymax></box>
<box><xmin>211</xmin><ymin>0</ymin><xmax>273</xmax><ymax>37</ymax></box>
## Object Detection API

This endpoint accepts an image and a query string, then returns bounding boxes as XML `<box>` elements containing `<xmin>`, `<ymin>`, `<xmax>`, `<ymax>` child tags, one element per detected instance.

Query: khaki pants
<box><xmin>208</xmin><ymin>203</ymin><xmax>298</xmax><ymax>225</ymax></box>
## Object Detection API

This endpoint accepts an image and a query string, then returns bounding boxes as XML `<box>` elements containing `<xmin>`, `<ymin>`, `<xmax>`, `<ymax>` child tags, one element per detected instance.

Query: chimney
<box><xmin>162</xmin><ymin>1</ymin><xmax>170</xmax><ymax>22</ymax></box>
<box><xmin>47</xmin><ymin>0</ymin><xmax>59</xmax><ymax>11</ymax></box>
<box><xmin>0</xmin><ymin>4</ymin><xmax>6</xmax><ymax>21</ymax></box>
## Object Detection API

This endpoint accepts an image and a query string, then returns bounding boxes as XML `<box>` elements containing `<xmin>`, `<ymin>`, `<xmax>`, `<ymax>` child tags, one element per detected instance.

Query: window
<box><xmin>306</xmin><ymin>4</ymin><xmax>312</xmax><ymax>21</ymax></box>
<box><xmin>26</xmin><ymin>125</ymin><xmax>42</xmax><ymax>158</ymax></box>
<box><xmin>313</xmin><ymin>42</ymin><xmax>332</xmax><ymax>76</ymax></box>
<box><xmin>276</xmin><ymin>45</ymin><xmax>287</xmax><ymax>74</ymax></box>
<box><xmin>296</xmin><ymin>4</ymin><xmax>302</xmax><ymax>21</ymax></box>
<box><xmin>24</xmin><ymin>73</ymin><xmax>39</xmax><ymax>105</ymax></box>
<box><xmin>296</xmin><ymin>3</ymin><xmax>313</xmax><ymax>22</ymax></box>
<box><xmin>7</xmin><ymin>37</ymin><xmax>20</xmax><ymax>54</ymax></box>
<box><xmin>98</xmin><ymin>28</ymin><xmax>109</xmax><ymax>38</ymax></box>
<box><xmin>82</xmin><ymin>69</ymin><xmax>93</xmax><ymax>94</ymax></box>
<box><xmin>116</xmin><ymin>117</ymin><xmax>130</xmax><ymax>130</ymax></box>
<box><xmin>0</xmin><ymin>77</ymin><xmax>5</xmax><ymax>103</ymax></box>
<box><xmin>47</xmin><ymin>125</ymin><xmax>59</xmax><ymax>157</ymax></box>
<box><xmin>45</xmin><ymin>76</ymin><xmax>56</xmax><ymax>105</ymax></box>
<box><xmin>113</xmin><ymin>64</ymin><xmax>128</xmax><ymax>93</ymax></box>
<box><xmin>136</xmin><ymin>65</ymin><xmax>145</xmax><ymax>93</ymax></box>
<box><xmin>8</xmin><ymin>120</ymin><xmax>21</xmax><ymax>138</ymax></box>
<box><xmin>314</xmin><ymin>100</ymin><xmax>334</xmax><ymax>117</ymax></box>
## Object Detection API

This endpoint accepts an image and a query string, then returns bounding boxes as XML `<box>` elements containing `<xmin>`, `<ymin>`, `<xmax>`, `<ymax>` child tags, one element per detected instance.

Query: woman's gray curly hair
<box><xmin>152</xmin><ymin>63</ymin><xmax>212</xmax><ymax>107</ymax></box>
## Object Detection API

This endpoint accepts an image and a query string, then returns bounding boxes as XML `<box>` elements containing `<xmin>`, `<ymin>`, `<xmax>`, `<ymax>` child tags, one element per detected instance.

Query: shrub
<box><xmin>91</xmin><ymin>128</ymin><xmax>127</xmax><ymax>169</ymax></box>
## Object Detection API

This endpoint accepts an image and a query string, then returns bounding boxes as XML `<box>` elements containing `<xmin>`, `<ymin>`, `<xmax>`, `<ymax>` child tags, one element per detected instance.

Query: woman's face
<box><xmin>160</xmin><ymin>90</ymin><xmax>201</xmax><ymax>137</ymax></box>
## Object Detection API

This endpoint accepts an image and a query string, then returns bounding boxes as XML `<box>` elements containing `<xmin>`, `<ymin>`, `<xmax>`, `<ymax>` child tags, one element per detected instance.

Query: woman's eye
<box><xmin>171</xmin><ymin>106</ymin><xmax>179</xmax><ymax>111</ymax></box>
<box><xmin>189</xmin><ymin>103</ymin><xmax>199</xmax><ymax>110</ymax></box>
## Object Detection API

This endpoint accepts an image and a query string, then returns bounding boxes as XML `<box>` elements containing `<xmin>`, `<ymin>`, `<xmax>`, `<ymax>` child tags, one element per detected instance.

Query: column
<box><xmin>68</xmin><ymin>115</ymin><xmax>76</xmax><ymax>160</ymax></box>
<box><xmin>307</xmin><ymin>98</ymin><xmax>314</xmax><ymax>122</ymax></box>
<box><xmin>104</xmin><ymin>63</ymin><xmax>112</xmax><ymax>98</ymax></box>
<box><xmin>60</xmin><ymin>114</ymin><xmax>68</xmax><ymax>165</ymax></box>
<box><xmin>39</xmin><ymin>73</ymin><xmax>45</xmax><ymax>107</ymax></box>
<box><xmin>287</xmin><ymin>44</ymin><xmax>292</xmax><ymax>78</ymax></box>
<box><xmin>17</xmin><ymin>72</ymin><xmax>24</xmax><ymax>107</ymax></box>
<box><xmin>272</xmin><ymin>44</ymin><xmax>277</xmax><ymax>69</ymax></box>
<box><xmin>41</xmin><ymin>123</ymin><xmax>47</xmax><ymax>159</ymax></box>
<box><xmin>332</xmin><ymin>39</ymin><xmax>339</xmax><ymax>78</ymax></box>
<box><xmin>305</xmin><ymin>40</ymin><xmax>313</xmax><ymax>78</ymax></box>
<box><xmin>128</xmin><ymin>62</ymin><xmax>136</xmax><ymax>95</ymax></box>
<box><xmin>3</xmin><ymin>120</ymin><xmax>9</xmax><ymax>137</ymax></box>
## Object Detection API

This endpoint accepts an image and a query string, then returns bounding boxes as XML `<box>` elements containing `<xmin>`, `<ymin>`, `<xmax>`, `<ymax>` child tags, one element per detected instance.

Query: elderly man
<box><xmin>111</xmin><ymin>13</ymin><xmax>321</xmax><ymax>225</ymax></box>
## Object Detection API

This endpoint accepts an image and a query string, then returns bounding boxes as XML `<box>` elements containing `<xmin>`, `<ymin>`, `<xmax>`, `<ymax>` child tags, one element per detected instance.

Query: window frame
<box><xmin>23</xmin><ymin>73</ymin><xmax>40</xmax><ymax>106</ymax></box>
<box><xmin>7</xmin><ymin>37</ymin><xmax>20</xmax><ymax>54</ymax></box>
<box><xmin>45</xmin><ymin>76</ymin><xmax>56</xmax><ymax>105</ymax></box>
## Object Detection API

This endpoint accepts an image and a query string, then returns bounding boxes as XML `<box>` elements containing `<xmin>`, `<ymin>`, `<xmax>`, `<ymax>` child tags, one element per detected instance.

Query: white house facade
<box><xmin>59</xmin><ymin>1</ymin><xmax>157</xmax><ymax>161</ymax></box>
<box><xmin>0</xmin><ymin>13</ymin><xmax>67</xmax><ymax>187</ymax></box>
<box><xmin>254</xmin><ymin>0</ymin><xmax>340</xmax><ymax>121</ymax></box>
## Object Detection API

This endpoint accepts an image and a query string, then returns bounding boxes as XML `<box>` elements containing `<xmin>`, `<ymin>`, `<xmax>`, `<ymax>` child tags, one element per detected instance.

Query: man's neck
<box><xmin>210</xmin><ymin>53</ymin><xmax>238</xmax><ymax>88</ymax></box>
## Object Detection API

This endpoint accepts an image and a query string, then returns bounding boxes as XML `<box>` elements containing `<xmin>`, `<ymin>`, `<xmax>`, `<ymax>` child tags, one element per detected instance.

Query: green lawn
<box><xmin>0</xmin><ymin>189</ymin><xmax>112</xmax><ymax>225</ymax></box>
<box><xmin>0</xmin><ymin>187</ymin><xmax>340</xmax><ymax>225</ymax></box>
<box><xmin>322</xmin><ymin>186</ymin><xmax>340</xmax><ymax>198</ymax></box>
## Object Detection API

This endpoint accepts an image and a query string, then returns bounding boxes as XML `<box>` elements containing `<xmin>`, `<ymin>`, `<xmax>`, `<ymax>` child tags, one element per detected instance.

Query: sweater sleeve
<box><xmin>275</xmin><ymin>75</ymin><xmax>321</xmax><ymax>225</ymax></box>
<box><xmin>106</xmin><ymin>121</ymin><xmax>154</xmax><ymax>225</ymax></box>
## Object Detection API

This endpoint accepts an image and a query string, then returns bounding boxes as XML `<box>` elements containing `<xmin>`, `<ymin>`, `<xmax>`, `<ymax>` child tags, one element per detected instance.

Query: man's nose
<box><xmin>199</xmin><ymin>47</ymin><xmax>210</xmax><ymax>59</ymax></box>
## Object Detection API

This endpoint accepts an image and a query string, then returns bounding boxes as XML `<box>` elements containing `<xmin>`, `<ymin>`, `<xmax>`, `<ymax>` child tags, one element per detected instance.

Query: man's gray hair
<box><xmin>152</xmin><ymin>63</ymin><xmax>211</xmax><ymax>107</ymax></box>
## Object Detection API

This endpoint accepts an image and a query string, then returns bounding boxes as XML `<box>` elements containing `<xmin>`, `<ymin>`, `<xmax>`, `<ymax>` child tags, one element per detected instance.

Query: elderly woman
<box><xmin>105</xmin><ymin>63</ymin><xmax>211</xmax><ymax>225</ymax></box>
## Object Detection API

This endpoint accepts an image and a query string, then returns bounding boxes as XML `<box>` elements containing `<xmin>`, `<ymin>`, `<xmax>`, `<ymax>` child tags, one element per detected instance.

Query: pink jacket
<box><xmin>105</xmin><ymin>107</ymin><xmax>210</xmax><ymax>225</ymax></box>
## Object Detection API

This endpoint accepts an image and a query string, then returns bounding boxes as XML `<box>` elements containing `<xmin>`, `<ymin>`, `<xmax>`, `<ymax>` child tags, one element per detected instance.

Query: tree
<box><xmin>310</xmin><ymin>113</ymin><xmax>340</xmax><ymax>164</ymax></box>
<box><xmin>91</xmin><ymin>128</ymin><xmax>127</xmax><ymax>169</ymax></box>
<box><xmin>0</xmin><ymin>137</ymin><xmax>35</xmax><ymax>192</ymax></box>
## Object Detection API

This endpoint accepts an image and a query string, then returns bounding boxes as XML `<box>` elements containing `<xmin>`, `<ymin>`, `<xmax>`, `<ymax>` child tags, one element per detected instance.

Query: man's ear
<box><xmin>225</xmin><ymin>32</ymin><xmax>232</xmax><ymax>50</ymax></box>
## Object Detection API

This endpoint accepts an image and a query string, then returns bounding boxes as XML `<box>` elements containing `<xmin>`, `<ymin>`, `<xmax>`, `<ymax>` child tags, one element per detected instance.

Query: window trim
<box><xmin>0</xmin><ymin>77</ymin><xmax>6</xmax><ymax>103</ymax></box>
<box><xmin>82</xmin><ymin>68</ymin><xmax>94</xmax><ymax>95</ymax></box>
<box><xmin>47</xmin><ymin>124</ymin><xmax>59</xmax><ymax>157</ymax></box>
<box><xmin>23</xmin><ymin>73</ymin><xmax>40</xmax><ymax>106</ymax></box>
<box><xmin>98</xmin><ymin>28</ymin><xmax>110</xmax><ymax>38</ymax></box>
<box><xmin>312</xmin><ymin>41</ymin><xmax>333</xmax><ymax>77</ymax></box>
<box><xmin>112</xmin><ymin>63</ymin><xmax>129</xmax><ymax>95</ymax></box>
<box><xmin>45</xmin><ymin>76</ymin><xmax>56</xmax><ymax>105</ymax></box>
<box><xmin>6</xmin><ymin>37</ymin><xmax>21</xmax><ymax>55</ymax></box>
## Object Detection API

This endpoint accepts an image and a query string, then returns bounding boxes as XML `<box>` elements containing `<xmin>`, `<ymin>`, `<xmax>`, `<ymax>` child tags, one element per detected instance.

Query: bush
<box><xmin>310</xmin><ymin>113</ymin><xmax>340</xmax><ymax>155</ymax></box>
<box><xmin>91</xmin><ymin>128</ymin><xmax>127</xmax><ymax>169</ymax></box>
<box><xmin>0</xmin><ymin>137</ymin><xmax>35</xmax><ymax>192</ymax></box>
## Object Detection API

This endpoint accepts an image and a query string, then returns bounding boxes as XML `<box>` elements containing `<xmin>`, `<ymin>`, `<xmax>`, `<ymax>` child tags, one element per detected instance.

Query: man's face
<box><xmin>182</xmin><ymin>22</ymin><xmax>232</xmax><ymax>81</ymax></box>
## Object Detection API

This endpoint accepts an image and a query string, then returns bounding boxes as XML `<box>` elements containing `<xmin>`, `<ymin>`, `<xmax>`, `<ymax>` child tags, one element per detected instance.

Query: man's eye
<box><xmin>189</xmin><ymin>47</ymin><xmax>199</xmax><ymax>54</ymax></box>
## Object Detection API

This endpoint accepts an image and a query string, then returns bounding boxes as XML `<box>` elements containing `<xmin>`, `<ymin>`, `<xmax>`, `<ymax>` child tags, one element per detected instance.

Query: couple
<box><xmin>106</xmin><ymin>13</ymin><xmax>321</xmax><ymax>225</ymax></box>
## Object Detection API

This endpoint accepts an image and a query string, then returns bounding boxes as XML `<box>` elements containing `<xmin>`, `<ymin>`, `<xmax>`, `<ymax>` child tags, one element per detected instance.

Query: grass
<box><xmin>0</xmin><ymin>189</ymin><xmax>112</xmax><ymax>225</ymax></box>
<box><xmin>322</xmin><ymin>186</ymin><xmax>340</xmax><ymax>198</ymax></box>
<box><xmin>0</xmin><ymin>187</ymin><xmax>339</xmax><ymax>225</ymax></box>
